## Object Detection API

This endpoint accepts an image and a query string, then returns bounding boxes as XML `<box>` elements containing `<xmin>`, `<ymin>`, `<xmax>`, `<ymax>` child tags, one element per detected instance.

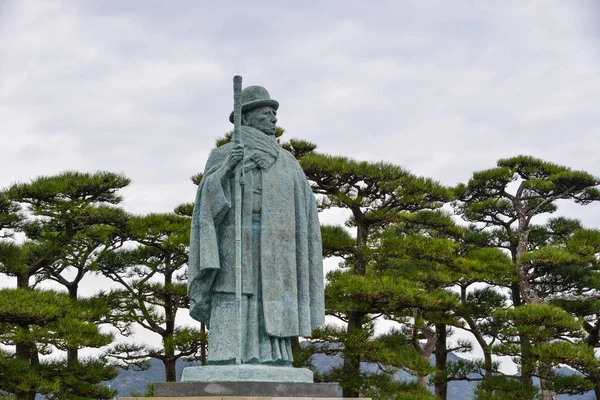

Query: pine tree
<box><xmin>0</xmin><ymin>288</ymin><xmax>120</xmax><ymax>399</ymax></box>
<box><xmin>3</xmin><ymin>171</ymin><xmax>130</xmax><ymax>289</ymax></box>
<box><xmin>375</xmin><ymin>212</ymin><xmax>513</xmax><ymax>399</ymax></box>
<box><xmin>428</xmin><ymin>225</ymin><xmax>516</xmax><ymax>399</ymax></box>
<box><xmin>523</xmin><ymin>221</ymin><xmax>600</xmax><ymax>396</ymax></box>
<box><xmin>374</xmin><ymin>213</ymin><xmax>464</xmax><ymax>390</ymax></box>
<box><xmin>0</xmin><ymin>171</ymin><xmax>130</xmax><ymax>399</ymax></box>
<box><xmin>299</xmin><ymin>152</ymin><xmax>453</xmax><ymax>398</ymax></box>
<box><xmin>454</xmin><ymin>155</ymin><xmax>600</xmax><ymax>399</ymax></box>
<box><xmin>99</xmin><ymin>210</ymin><xmax>206</xmax><ymax>382</ymax></box>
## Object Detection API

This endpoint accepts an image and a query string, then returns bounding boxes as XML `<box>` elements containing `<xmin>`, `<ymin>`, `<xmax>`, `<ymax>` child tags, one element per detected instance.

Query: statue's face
<box><xmin>243</xmin><ymin>106</ymin><xmax>277</xmax><ymax>136</ymax></box>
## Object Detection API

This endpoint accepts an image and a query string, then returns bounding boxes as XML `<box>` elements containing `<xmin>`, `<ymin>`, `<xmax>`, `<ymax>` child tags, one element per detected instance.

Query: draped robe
<box><xmin>188</xmin><ymin>126</ymin><xmax>324</xmax><ymax>364</ymax></box>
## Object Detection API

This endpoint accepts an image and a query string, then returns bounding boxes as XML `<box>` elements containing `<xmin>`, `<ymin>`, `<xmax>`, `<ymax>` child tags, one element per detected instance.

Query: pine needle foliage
<box><xmin>99</xmin><ymin>210</ymin><xmax>206</xmax><ymax>381</ymax></box>
<box><xmin>454</xmin><ymin>155</ymin><xmax>600</xmax><ymax>397</ymax></box>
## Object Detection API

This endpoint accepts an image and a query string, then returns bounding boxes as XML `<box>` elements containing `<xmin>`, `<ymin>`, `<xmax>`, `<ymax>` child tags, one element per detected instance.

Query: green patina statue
<box><xmin>187</xmin><ymin>84</ymin><xmax>324</xmax><ymax>368</ymax></box>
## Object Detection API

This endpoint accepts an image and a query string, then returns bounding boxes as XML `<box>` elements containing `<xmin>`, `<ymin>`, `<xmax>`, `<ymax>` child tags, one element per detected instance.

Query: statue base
<box><xmin>153</xmin><ymin>381</ymin><xmax>340</xmax><ymax>398</ymax></box>
<box><xmin>136</xmin><ymin>366</ymin><xmax>341</xmax><ymax>399</ymax></box>
<box><xmin>181</xmin><ymin>365</ymin><xmax>314</xmax><ymax>383</ymax></box>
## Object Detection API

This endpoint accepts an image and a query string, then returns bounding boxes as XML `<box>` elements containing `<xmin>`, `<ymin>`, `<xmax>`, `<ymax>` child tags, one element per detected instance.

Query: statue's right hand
<box><xmin>226</xmin><ymin>143</ymin><xmax>244</xmax><ymax>171</ymax></box>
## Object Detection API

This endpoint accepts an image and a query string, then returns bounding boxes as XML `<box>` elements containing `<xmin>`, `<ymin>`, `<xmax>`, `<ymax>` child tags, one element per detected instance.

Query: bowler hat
<box><xmin>229</xmin><ymin>85</ymin><xmax>279</xmax><ymax>123</ymax></box>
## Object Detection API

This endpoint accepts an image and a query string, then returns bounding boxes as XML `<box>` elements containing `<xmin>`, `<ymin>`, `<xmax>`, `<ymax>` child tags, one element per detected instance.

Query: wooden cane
<box><xmin>232</xmin><ymin>75</ymin><xmax>243</xmax><ymax>365</ymax></box>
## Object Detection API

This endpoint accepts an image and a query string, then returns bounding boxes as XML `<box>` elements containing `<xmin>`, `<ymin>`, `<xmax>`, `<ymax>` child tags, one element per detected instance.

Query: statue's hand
<box><xmin>227</xmin><ymin>143</ymin><xmax>244</xmax><ymax>170</ymax></box>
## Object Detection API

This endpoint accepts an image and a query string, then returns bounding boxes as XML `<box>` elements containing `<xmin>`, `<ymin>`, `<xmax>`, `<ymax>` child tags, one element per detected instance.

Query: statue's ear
<box><xmin>241</xmin><ymin>113</ymin><xmax>248</xmax><ymax>126</ymax></box>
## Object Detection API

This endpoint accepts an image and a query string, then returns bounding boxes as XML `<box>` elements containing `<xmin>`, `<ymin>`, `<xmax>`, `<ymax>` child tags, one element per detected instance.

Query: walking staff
<box><xmin>232</xmin><ymin>75</ymin><xmax>244</xmax><ymax>365</ymax></box>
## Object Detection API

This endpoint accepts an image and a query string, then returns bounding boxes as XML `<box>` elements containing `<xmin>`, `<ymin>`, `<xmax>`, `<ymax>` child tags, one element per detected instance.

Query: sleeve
<box><xmin>188</xmin><ymin>146</ymin><xmax>233</xmax><ymax>326</ymax></box>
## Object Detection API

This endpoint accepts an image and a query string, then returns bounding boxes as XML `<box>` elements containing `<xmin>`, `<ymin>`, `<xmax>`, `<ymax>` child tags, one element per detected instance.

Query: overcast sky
<box><xmin>1</xmin><ymin>0</ymin><xmax>600</xmax><ymax>375</ymax></box>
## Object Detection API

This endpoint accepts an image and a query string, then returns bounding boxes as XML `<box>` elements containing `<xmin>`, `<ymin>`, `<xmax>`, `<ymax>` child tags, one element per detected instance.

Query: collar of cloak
<box><xmin>239</xmin><ymin>125</ymin><xmax>280</xmax><ymax>172</ymax></box>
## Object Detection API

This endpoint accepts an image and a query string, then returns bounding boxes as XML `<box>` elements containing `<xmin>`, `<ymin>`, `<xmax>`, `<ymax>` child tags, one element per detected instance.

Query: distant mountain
<box><xmin>107</xmin><ymin>359</ymin><xmax>202</xmax><ymax>397</ymax></box>
<box><xmin>107</xmin><ymin>353</ymin><xmax>595</xmax><ymax>399</ymax></box>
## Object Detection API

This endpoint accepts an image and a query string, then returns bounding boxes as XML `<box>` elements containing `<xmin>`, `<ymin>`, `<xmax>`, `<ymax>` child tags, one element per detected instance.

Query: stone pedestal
<box><xmin>118</xmin><ymin>366</ymin><xmax>348</xmax><ymax>399</ymax></box>
<box><xmin>152</xmin><ymin>381</ymin><xmax>340</xmax><ymax>397</ymax></box>
<box><xmin>122</xmin><ymin>397</ymin><xmax>342</xmax><ymax>400</ymax></box>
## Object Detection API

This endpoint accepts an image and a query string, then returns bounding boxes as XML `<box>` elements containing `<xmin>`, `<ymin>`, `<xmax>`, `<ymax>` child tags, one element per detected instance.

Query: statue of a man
<box><xmin>188</xmin><ymin>85</ymin><xmax>324</xmax><ymax>366</ymax></box>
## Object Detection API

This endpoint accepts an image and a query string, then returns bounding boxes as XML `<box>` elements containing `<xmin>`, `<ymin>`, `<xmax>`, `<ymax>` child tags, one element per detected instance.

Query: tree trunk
<box><xmin>164</xmin><ymin>265</ymin><xmax>177</xmax><ymax>381</ymax></box>
<box><xmin>434</xmin><ymin>323</ymin><xmax>448</xmax><ymax>400</ymax></box>
<box><xmin>512</xmin><ymin>211</ymin><xmax>536</xmax><ymax>388</ymax></box>
<box><xmin>342</xmin><ymin>310</ymin><xmax>365</xmax><ymax>398</ymax></box>
<box><xmin>354</xmin><ymin>218</ymin><xmax>368</xmax><ymax>275</ymax></box>
<box><xmin>201</xmin><ymin>323</ymin><xmax>207</xmax><ymax>366</ymax></box>
<box><xmin>467</xmin><ymin>325</ymin><xmax>493</xmax><ymax>377</ymax></box>
<box><xmin>291</xmin><ymin>336</ymin><xmax>301</xmax><ymax>360</ymax></box>
<box><xmin>16</xmin><ymin>271</ymin><xmax>29</xmax><ymax>289</ymax></box>
<box><xmin>16</xmin><ymin>271</ymin><xmax>37</xmax><ymax>400</ymax></box>
<box><xmin>539</xmin><ymin>360</ymin><xmax>557</xmax><ymax>400</ymax></box>
<box><xmin>67</xmin><ymin>284</ymin><xmax>79</xmax><ymax>366</ymax></box>
<box><xmin>411</xmin><ymin>313</ymin><xmax>437</xmax><ymax>390</ymax></box>
<box><xmin>341</xmin><ymin>216</ymin><xmax>369</xmax><ymax>398</ymax></box>
<box><xmin>461</xmin><ymin>285</ymin><xmax>493</xmax><ymax>377</ymax></box>
<box><xmin>515</xmin><ymin>213</ymin><xmax>557</xmax><ymax>397</ymax></box>
<box><xmin>520</xmin><ymin>336</ymin><xmax>534</xmax><ymax>387</ymax></box>
<box><xmin>15</xmin><ymin>340</ymin><xmax>38</xmax><ymax>400</ymax></box>
<box><xmin>165</xmin><ymin>356</ymin><xmax>177</xmax><ymax>382</ymax></box>
<box><xmin>67</xmin><ymin>347</ymin><xmax>78</xmax><ymax>367</ymax></box>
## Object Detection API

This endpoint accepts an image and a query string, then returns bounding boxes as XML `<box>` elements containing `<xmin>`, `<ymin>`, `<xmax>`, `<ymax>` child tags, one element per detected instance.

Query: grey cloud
<box><xmin>1</xmin><ymin>0</ymin><xmax>599</xmax><ymax>213</ymax></box>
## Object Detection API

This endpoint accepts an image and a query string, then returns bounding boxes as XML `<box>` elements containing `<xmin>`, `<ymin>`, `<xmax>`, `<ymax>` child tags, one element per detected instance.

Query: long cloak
<box><xmin>188</xmin><ymin>127</ymin><xmax>324</xmax><ymax>338</ymax></box>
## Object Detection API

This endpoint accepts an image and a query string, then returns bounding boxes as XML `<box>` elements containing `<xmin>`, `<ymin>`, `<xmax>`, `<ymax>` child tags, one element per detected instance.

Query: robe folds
<box><xmin>188</xmin><ymin>126</ymin><xmax>324</xmax><ymax>342</ymax></box>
